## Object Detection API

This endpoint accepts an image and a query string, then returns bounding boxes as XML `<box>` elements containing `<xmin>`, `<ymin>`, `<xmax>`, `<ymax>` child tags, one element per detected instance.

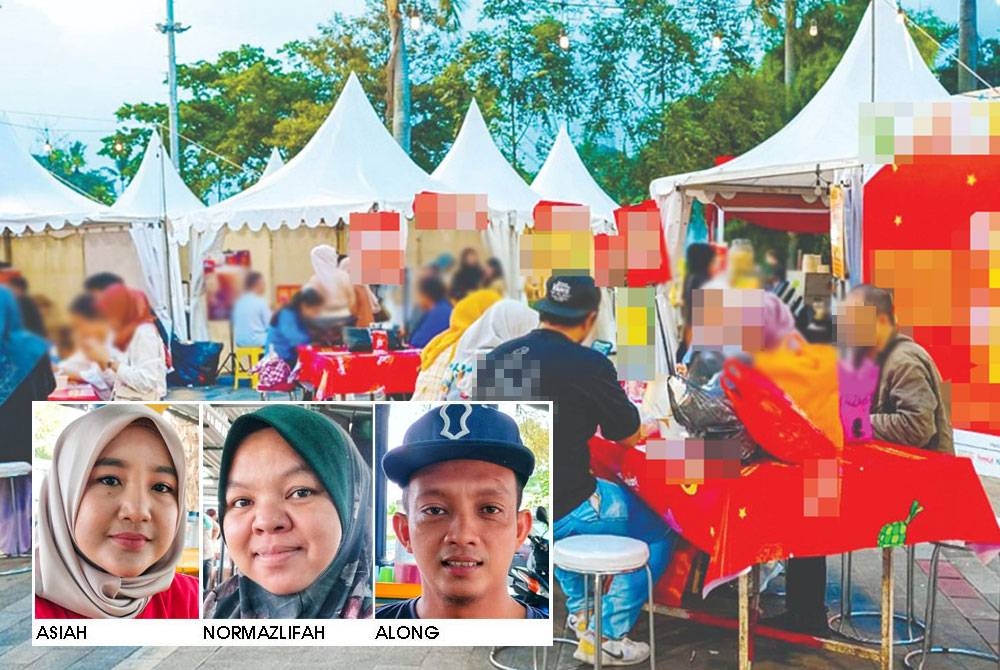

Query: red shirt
<box><xmin>35</xmin><ymin>572</ymin><xmax>199</xmax><ymax>619</ymax></box>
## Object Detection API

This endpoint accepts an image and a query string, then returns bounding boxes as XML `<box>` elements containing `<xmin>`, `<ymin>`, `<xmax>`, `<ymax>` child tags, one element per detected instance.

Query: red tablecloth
<box><xmin>590</xmin><ymin>437</ymin><xmax>1000</xmax><ymax>596</ymax></box>
<box><xmin>297</xmin><ymin>346</ymin><xmax>422</xmax><ymax>399</ymax></box>
<box><xmin>47</xmin><ymin>383</ymin><xmax>100</xmax><ymax>402</ymax></box>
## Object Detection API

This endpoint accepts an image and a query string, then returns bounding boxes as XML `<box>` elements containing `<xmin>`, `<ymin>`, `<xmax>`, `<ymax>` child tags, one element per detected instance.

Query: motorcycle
<box><xmin>509</xmin><ymin>506</ymin><xmax>550</xmax><ymax>614</ymax></box>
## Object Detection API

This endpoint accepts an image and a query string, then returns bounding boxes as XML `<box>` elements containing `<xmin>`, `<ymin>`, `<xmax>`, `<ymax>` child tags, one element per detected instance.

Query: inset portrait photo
<box><xmin>375</xmin><ymin>402</ymin><xmax>552</xmax><ymax>620</ymax></box>
<box><xmin>33</xmin><ymin>403</ymin><xmax>201</xmax><ymax>620</ymax></box>
<box><xmin>202</xmin><ymin>403</ymin><xmax>374</xmax><ymax>619</ymax></box>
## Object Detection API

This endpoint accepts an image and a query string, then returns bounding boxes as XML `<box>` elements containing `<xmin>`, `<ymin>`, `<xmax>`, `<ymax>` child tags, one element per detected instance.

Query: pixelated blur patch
<box><xmin>594</xmin><ymin>232</ymin><xmax>628</xmax><ymax>287</ymax></box>
<box><xmin>348</xmin><ymin>211</ymin><xmax>404</xmax><ymax>285</ymax></box>
<box><xmin>413</xmin><ymin>191</ymin><xmax>489</xmax><ymax>231</ymax></box>
<box><xmin>646</xmin><ymin>437</ymin><xmax>741</xmax><ymax>485</ymax></box>
<box><xmin>613</xmin><ymin>200</ymin><xmax>671</xmax><ymax>286</ymax></box>
<box><xmin>533</xmin><ymin>202</ymin><xmax>591</xmax><ymax>232</ymax></box>
<box><xmin>616</xmin><ymin>287</ymin><xmax>655</xmax><ymax>381</ymax></box>
<box><xmin>520</xmin><ymin>228</ymin><xmax>593</xmax><ymax>280</ymax></box>
<box><xmin>860</xmin><ymin>101</ymin><xmax>1000</xmax><ymax>163</ymax></box>
<box><xmin>803</xmin><ymin>458</ymin><xmax>841</xmax><ymax>518</ymax></box>
<box><xmin>691</xmin><ymin>287</ymin><xmax>766</xmax><ymax>352</ymax></box>
<box><xmin>474</xmin><ymin>351</ymin><xmax>541</xmax><ymax>400</ymax></box>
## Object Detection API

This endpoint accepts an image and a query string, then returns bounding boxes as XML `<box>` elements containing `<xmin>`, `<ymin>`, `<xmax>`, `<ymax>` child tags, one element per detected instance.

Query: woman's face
<box><xmin>74</xmin><ymin>425</ymin><xmax>179</xmax><ymax>578</ymax></box>
<box><xmin>223</xmin><ymin>428</ymin><xmax>343</xmax><ymax>596</ymax></box>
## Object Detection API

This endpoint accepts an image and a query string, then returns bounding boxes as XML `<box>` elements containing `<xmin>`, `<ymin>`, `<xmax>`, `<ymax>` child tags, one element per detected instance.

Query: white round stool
<box><xmin>552</xmin><ymin>535</ymin><xmax>656</xmax><ymax>670</ymax></box>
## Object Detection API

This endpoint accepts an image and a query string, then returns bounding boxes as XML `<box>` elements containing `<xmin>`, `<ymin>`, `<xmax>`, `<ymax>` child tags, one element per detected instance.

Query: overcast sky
<box><xmin>0</xmin><ymin>0</ymin><xmax>997</xmax><ymax>177</ymax></box>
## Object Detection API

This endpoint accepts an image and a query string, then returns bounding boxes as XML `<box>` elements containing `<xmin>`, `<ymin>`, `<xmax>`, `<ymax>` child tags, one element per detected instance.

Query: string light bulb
<box><xmin>43</xmin><ymin>141</ymin><xmax>52</xmax><ymax>154</ymax></box>
<box><xmin>114</xmin><ymin>141</ymin><xmax>124</xmax><ymax>154</ymax></box>
<box><xmin>896</xmin><ymin>6</ymin><xmax>906</xmax><ymax>24</ymax></box>
<box><xmin>809</xmin><ymin>19</ymin><xmax>818</xmax><ymax>37</ymax></box>
<box><xmin>409</xmin><ymin>12</ymin><xmax>421</xmax><ymax>31</ymax></box>
<box><xmin>711</xmin><ymin>32</ymin><xmax>723</xmax><ymax>50</ymax></box>
<box><xmin>558</xmin><ymin>31</ymin><xmax>570</xmax><ymax>50</ymax></box>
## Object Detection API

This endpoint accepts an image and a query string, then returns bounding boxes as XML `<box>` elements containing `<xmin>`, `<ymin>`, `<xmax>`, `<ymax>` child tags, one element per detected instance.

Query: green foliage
<box><xmin>35</xmin><ymin>140</ymin><xmax>117</xmax><ymax>205</ymax></box>
<box><xmin>68</xmin><ymin>0</ymin><xmax>966</xmax><ymax>210</ymax></box>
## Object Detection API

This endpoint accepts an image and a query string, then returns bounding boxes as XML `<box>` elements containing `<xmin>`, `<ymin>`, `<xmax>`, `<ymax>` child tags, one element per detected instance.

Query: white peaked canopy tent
<box><xmin>259</xmin><ymin>147</ymin><xmax>284</xmax><ymax>180</ymax></box>
<box><xmin>650</xmin><ymin>0</ymin><xmax>950</xmax><ymax>282</ymax></box>
<box><xmin>107</xmin><ymin>132</ymin><xmax>205</xmax><ymax>221</ymax></box>
<box><xmin>175</xmin><ymin>72</ymin><xmax>436</xmax><ymax>245</ymax></box>
<box><xmin>177</xmin><ymin>72</ymin><xmax>437</xmax><ymax>339</ymax></box>
<box><xmin>432</xmin><ymin>100</ymin><xmax>541</xmax><ymax>230</ymax></box>
<box><xmin>432</xmin><ymin>100</ymin><xmax>542</xmax><ymax>297</ymax></box>
<box><xmin>531</xmin><ymin>125</ymin><xmax>619</xmax><ymax>234</ymax></box>
<box><xmin>531</xmin><ymin>124</ymin><xmax>620</xmax><ymax>342</ymax></box>
<box><xmin>0</xmin><ymin>118</ymin><xmax>105</xmax><ymax>234</ymax></box>
<box><xmin>97</xmin><ymin>132</ymin><xmax>206</xmax><ymax>340</ymax></box>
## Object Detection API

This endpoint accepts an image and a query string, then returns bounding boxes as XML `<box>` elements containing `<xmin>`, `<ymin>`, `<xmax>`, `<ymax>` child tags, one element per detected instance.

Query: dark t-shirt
<box><xmin>476</xmin><ymin>328</ymin><xmax>640</xmax><ymax>519</ymax></box>
<box><xmin>375</xmin><ymin>597</ymin><xmax>547</xmax><ymax>619</ymax></box>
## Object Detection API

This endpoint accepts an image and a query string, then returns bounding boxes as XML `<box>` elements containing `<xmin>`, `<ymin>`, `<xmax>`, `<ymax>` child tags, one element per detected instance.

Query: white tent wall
<box><xmin>197</xmin><ymin>224</ymin><xmax>345</xmax><ymax>357</ymax></box>
<box><xmin>8</xmin><ymin>227</ymin><xmax>147</xmax><ymax>329</ymax></box>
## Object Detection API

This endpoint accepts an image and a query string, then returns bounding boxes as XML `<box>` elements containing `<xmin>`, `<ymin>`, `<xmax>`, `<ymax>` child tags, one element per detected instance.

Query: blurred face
<box><xmin>69</xmin><ymin>314</ymin><xmax>109</xmax><ymax>345</ymax></box>
<box><xmin>252</xmin><ymin>280</ymin><xmax>266</xmax><ymax>296</ymax></box>
<box><xmin>394</xmin><ymin>460</ymin><xmax>531</xmax><ymax>609</ymax></box>
<box><xmin>461</xmin><ymin>250</ymin><xmax>480</xmax><ymax>267</ymax></box>
<box><xmin>838</xmin><ymin>292</ymin><xmax>891</xmax><ymax>352</ymax></box>
<box><xmin>74</xmin><ymin>425</ymin><xmax>179</xmax><ymax>578</ymax></box>
<box><xmin>299</xmin><ymin>302</ymin><xmax>323</xmax><ymax>321</ymax></box>
<box><xmin>692</xmin><ymin>288</ymin><xmax>765</xmax><ymax>352</ymax></box>
<box><xmin>223</xmin><ymin>428</ymin><xmax>342</xmax><ymax>596</ymax></box>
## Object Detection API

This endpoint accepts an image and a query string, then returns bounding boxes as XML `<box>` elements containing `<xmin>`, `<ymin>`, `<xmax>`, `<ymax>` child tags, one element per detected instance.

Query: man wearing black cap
<box><xmin>477</xmin><ymin>276</ymin><xmax>672</xmax><ymax>665</ymax></box>
<box><xmin>378</xmin><ymin>403</ymin><xmax>547</xmax><ymax>619</ymax></box>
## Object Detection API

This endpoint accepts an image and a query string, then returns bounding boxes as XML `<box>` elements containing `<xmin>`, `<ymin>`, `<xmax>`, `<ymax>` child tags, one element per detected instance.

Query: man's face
<box><xmin>253</xmin><ymin>281</ymin><xmax>266</xmax><ymax>296</ymax></box>
<box><xmin>838</xmin><ymin>292</ymin><xmax>891</xmax><ymax>353</ymax></box>
<box><xmin>394</xmin><ymin>460</ymin><xmax>531</xmax><ymax>610</ymax></box>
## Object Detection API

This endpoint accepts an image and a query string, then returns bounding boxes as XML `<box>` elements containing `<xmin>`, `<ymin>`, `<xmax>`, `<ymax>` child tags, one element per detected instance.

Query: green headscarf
<box><xmin>207</xmin><ymin>405</ymin><xmax>372</xmax><ymax>619</ymax></box>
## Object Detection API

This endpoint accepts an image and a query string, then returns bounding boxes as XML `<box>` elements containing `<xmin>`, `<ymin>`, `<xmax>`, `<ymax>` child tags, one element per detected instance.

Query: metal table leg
<box><xmin>739</xmin><ymin>571</ymin><xmax>751</xmax><ymax>670</ymax></box>
<box><xmin>880</xmin><ymin>548</ymin><xmax>894</xmax><ymax>670</ymax></box>
<box><xmin>594</xmin><ymin>572</ymin><xmax>604</xmax><ymax>670</ymax></box>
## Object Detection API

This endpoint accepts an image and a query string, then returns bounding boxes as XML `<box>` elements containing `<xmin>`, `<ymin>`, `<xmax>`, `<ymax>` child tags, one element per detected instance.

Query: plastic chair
<box><xmin>233</xmin><ymin>346</ymin><xmax>264</xmax><ymax>389</ymax></box>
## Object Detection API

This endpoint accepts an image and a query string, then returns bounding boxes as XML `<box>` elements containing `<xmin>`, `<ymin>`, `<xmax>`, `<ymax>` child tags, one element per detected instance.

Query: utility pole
<box><xmin>156</xmin><ymin>0</ymin><xmax>189</xmax><ymax>170</ymax></box>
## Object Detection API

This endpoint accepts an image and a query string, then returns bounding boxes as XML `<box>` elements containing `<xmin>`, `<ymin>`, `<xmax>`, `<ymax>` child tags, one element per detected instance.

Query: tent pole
<box><xmin>870</xmin><ymin>0</ymin><xmax>876</xmax><ymax>103</ymax></box>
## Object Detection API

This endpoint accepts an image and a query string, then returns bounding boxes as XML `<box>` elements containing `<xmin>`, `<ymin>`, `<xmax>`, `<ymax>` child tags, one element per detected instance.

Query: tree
<box><xmin>957</xmin><ymin>0</ymin><xmax>978</xmax><ymax>92</ymax></box>
<box><xmin>384</xmin><ymin>0</ymin><xmax>464</xmax><ymax>153</ymax></box>
<box><xmin>36</xmin><ymin>139</ymin><xmax>117</xmax><ymax>205</ymax></box>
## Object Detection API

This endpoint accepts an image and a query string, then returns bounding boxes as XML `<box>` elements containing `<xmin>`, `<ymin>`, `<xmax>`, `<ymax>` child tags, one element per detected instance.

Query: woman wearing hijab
<box><xmin>205</xmin><ymin>405</ymin><xmax>372</xmax><ymax>619</ymax></box>
<box><xmin>0</xmin><ymin>286</ymin><xmax>55</xmax><ymax>464</ymax></box>
<box><xmin>442</xmin><ymin>299</ymin><xmax>539</xmax><ymax>401</ymax></box>
<box><xmin>411</xmin><ymin>289</ymin><xmax>501</xmax><ymax>400</ymax></box>
<box><xmin>83</xmin><ymin>284</ymin><xmax>167</xmax><ymax>401</ymax></box>
<box><xmin>305</xmin><ymin>245</ymin><xmax>356</xmax><ymax>319</ymax></box>
<box><xmin>34</xmin><ymin>405</ymin><xmax>197</xmax><ymax>619</ymax></box>
<box><xmin>338</xmin><ymin>256</ymin><xmax>380</xmax><ymax>327</ymax></box>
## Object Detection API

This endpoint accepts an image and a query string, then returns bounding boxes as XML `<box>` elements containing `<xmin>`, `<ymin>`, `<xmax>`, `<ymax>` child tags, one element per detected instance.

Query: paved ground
<box><xmin>3</xmin><ymin>481</ymin><xmax>996</xmax><ymax>669</ymax></box>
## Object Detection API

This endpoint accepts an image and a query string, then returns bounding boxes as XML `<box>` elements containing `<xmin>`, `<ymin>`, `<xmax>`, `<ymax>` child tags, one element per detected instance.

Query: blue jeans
<box><xmin>554</xmin><ymin>478</ymin><xmax>674</xmax><ymax>640</ymax></box>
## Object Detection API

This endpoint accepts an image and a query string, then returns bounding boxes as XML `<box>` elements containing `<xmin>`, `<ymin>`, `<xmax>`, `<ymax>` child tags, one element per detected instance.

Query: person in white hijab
<box><xmin>34</xmin><ymin>404</ymin><xmax>197</xmax><ymax>619</ymax></box>
<box><xmin>305</xmin><ymin>245</ymin><xmax>355</xmax><ymax>318</ymax></box>
<box><xmin>443</xmin><ymin>299</ymin><xmax>540</xmax><ymax>400</ymax></box>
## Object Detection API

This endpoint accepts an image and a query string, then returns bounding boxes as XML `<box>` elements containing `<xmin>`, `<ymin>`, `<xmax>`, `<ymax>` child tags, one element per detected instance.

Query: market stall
<box><xmin>175</xmin><ymin>72</ymin><xmax>437</xmax><ymax>342</ymax></box>
<box><xmin>429</xmin><ymin>100</ymin><xmax>542</xmax><ymax>298</ymax></box>
<box><xmin>588</xmin><ymin>364</ymin><xmax>1000</xmax><ymax>669</ymax></box>
<box><xmin>0</xmin><ymin>117</ymin><xmax>108</xmax><ymax>316</ymax></box>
